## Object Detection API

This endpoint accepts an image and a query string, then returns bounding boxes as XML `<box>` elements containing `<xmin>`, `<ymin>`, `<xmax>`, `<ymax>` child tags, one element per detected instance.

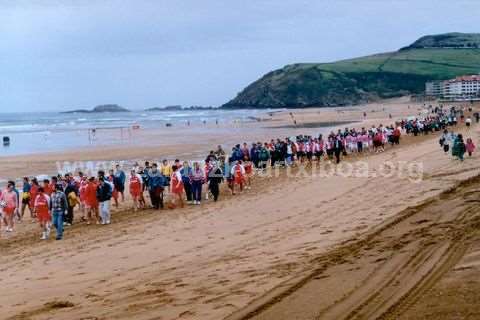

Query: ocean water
<box><xmin>0</xmin><ymin>109</ymin><xmax>268</xmax><ymax>156</ymax></box>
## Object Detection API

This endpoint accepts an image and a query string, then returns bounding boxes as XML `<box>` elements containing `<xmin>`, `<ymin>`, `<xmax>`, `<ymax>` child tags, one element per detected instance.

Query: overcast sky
<box><xmin>0</xmin><ymin>0</ymin><xmax>478</xmax><ymax>112</ymax></box>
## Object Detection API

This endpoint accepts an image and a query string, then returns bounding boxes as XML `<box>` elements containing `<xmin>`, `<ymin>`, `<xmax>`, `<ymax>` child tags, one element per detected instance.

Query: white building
<box><xmin>426</xmin><ymin>75</ymin><xmax>480</xmax><ymax>100</ymax></box>
<box><xmin>425</xmin><ymin>80</ymin><xmax>443</xmax><ymax>97</ymax></box>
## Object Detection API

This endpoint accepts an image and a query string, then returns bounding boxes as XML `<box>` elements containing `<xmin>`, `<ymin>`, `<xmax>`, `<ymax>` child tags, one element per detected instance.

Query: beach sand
<box><xmin>1</xmin><ymin>97</ymin><xmax>479</xmax><ymax>320</ymax></box>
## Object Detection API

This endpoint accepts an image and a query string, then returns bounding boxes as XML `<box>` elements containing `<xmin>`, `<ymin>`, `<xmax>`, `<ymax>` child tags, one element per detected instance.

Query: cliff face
<box><xmin>222</xmin><ymin>33</ymin><xmax>480</xmax><ymax>109</ymax></box>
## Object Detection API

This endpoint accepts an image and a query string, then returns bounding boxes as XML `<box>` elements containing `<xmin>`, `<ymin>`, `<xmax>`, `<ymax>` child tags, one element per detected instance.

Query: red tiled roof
<box><xmin>453</xmin><ymin>75</ymin><xmax>480</xmax><ymax>82</ymax></box>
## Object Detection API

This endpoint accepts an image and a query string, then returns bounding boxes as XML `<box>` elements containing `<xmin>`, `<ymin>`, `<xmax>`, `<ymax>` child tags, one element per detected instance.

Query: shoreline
<box><xmin>0</xmin><ymin>97</ymin><xmax>429</xmax><ymax>181</ymax></box>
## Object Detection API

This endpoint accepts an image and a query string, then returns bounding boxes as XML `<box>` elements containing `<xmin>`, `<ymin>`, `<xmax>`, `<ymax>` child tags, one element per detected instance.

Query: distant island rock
<box><xmin>62</xmin><ymin>104</ymin><xmax>130</xmax><ymax>114</ymax></box>
<box><xmin>145</xmin><ymin>105</ymin><xmax>183</xmax><ymax>112</ymax></box>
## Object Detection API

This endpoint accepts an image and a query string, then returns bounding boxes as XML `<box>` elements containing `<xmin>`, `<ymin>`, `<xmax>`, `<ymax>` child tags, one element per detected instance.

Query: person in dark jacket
<box><xmin>96</xmin><ymin>177</ymin><xmax>112</xmax><ymax>224</ymax></box>
<box><xmin>114</xmin><ymin>164</ymin><xmax>126</xmax><ymax>202</ymax></box>
<box><xmin>208</xmin><ymin>162</ymin><xmax>224</xmax><ymax>202</ymax></box>
<box><xmin>333</xmin><ymin>136</ymin><xmax>344</xmax><ymax>164</ymax></box>
<box><xmin>250</xmin><ymin>143</ymin><xmax>259</xmax><ymax>168</ymax></box>
<box><xmin>147</xmin><ymin>163</ymin><xmax>165</xmax><ymax>209</ymax></box>
<box><xmin>452</xmin><ymin>134</ymin><xmax>466</xmax><ymax>161</ymax></box>
<box><xmin>64</xmin><ymin>177</ymin><xmax>78</xmax><ymax>226</ymax></box>
<box><xmin>180</xmin><ymin>161</ymin><xmax>193</xmax><ymax>204</ymax></box>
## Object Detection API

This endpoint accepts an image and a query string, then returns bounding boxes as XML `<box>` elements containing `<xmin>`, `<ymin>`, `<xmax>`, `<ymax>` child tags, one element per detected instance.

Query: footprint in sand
<box><xmin>179</xmin><ymin>310</ymin><xmax>196</xmax><ymax>318</ymax></box>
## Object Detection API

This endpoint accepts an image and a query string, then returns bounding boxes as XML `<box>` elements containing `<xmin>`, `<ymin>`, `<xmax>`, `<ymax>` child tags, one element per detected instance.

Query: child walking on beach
<box><xmin>466</xmin><ymin>138</ymin><xmax>475</xmax><ymax>157</ymax></box>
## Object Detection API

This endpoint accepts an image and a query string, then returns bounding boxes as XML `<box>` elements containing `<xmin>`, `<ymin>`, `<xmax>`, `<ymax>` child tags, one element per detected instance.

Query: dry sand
<box><xmin>1</xmin><ymin>97</ymin><xmax>479</xmax><ymax>320</ymax></box>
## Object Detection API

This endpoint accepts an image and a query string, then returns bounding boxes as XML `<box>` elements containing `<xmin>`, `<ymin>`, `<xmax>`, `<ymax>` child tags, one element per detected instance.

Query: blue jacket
<box><xmin>250</xmin><ymin>147</ymin><xmax>258</xmax><ymax>162</ymax></box>
<box><xmin>147</xmin><ymin>170</ymin><xmax>166</xmax><ymax>190</ymax></box>
<box><xmin>233</xmin><ymin>149</ymin><xmax>244</xmax><ymax>161</ymax></box>
<box><xmin>115</xmin><ymin>170</ymin><xmax>126</xmax><ymax>185</ymax></box>
<box><xmin>180</xmin><ymin>167</ymin><xmax>192</xmax><ymax>184</ymax></box>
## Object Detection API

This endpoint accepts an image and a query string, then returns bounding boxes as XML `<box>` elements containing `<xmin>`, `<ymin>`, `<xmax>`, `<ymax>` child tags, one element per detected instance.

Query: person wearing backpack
<box><xmin>452</xmin><ymin>134</ymin><xmax>466</xmax><ymax>161</ymax></box>
<box><xmin>64</xmin><ymin>177</ymin><xmax>79</xmax><ymax>226</ymax></box>
<box><xmin>50</xmin><ymin>184</ymin><xmax>68</xmax><ymax>240</ymax></box>
<box><xmin>258</xmin><ymin>145</ymin><xmax>270</xmax><ymax>170</ymax></box>
<box><xmin>96</xmin><ymin>177</ymin><xmax>112</xmax><ymax>225</ymax></box>
<box><xmin>207</xmin><ymin>161</ymin><xmax>224</xmax><ymax>202</ymax></box>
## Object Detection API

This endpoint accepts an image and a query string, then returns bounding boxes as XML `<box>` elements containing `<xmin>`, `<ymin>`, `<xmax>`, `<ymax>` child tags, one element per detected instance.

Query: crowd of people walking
<box><xmin>0</xmin><ymin>104</ymin><xmax>476</xmax><ymax>240</ymax></box>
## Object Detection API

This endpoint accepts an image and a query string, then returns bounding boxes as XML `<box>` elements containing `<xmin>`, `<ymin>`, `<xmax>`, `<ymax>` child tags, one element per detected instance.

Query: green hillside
<box><xmin>404</xmin><ymin>32</ymin><xmax>480</xmax><ymax>49</ymax></box>
<box><xmin>222</xmin><ymin>33</ymin><xmax>480</xmax><ymax>109</ymax></box>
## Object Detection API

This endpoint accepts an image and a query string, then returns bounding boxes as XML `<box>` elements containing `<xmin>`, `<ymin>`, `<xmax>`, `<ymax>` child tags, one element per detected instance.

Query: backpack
<box><xmin>67</xmin><ymin>192</ymin><xmax>79</xmax><ymax>208</ymax></box>
<box><xmin>259</xmin><ymin>149</ymin><xmax>269</xmax><ymax>161</ymax></box>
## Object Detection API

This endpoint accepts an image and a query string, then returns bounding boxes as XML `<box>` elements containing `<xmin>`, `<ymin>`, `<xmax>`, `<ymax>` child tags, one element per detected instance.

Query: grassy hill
<box><xmin>222</xmin><ymin>33</ymin><xmax>480</xmax><ymax>109</ymax></box>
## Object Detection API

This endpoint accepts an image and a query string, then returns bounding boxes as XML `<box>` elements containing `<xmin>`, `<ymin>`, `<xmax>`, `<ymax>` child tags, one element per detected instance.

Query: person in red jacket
<box><xmin>129</xmin><ymin>169</ymin><xmax>143</xmax><ymax>211</ymax></box>
<box><xmin>84</xmin><ymin>177</ymin><xmax>99</xmax><ymax>225</ymax></box>
<box><xmin>43</xmin><ymin>179</ymin><xmax>53</xmax><ymax>196</ymax></box>
<box><xmin>231</xmin><ymin>160</ymin><xmax>245</xmax><ymax>195</ymax></box>
<box><xmin>170</xmin><ymin>165</ymin><xmax>184</xmax><ymax>208</ymax></box>
<box><xmin>29</xmin><ymin>178</ymin><xmax>40</xmax><ymax>221</ymax></box>
<box><xmin>243</xmin><ymin>156</ymin><xmax>253</xmax><ymax>190</ymax></box>
<box><xmin>392</xmin><ymin>126</ymin><xmax>401</xmax><ymax>145</ymax></box>
<box><xmin>34</xmin><ymin>188</ymin><xmax>51</xmax><ymax>240</ymax></box>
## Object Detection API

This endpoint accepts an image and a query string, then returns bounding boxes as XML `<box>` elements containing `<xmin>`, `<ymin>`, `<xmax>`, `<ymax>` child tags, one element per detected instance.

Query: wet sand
<box><xmin>1</xmin><ymin>98</ymin><xmax>480</xmax><ymax>320</ymax></box>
